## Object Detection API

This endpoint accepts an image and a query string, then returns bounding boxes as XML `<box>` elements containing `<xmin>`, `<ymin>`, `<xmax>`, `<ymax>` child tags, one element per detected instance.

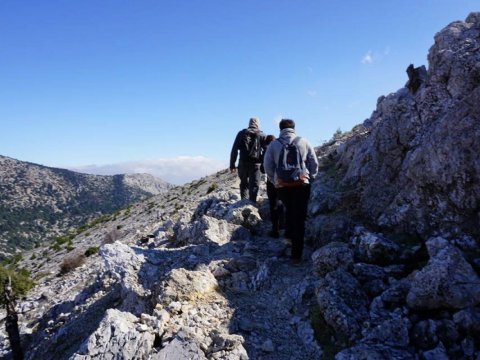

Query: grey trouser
<box><xmin>238</xmin><ymin>161</ymin><xmax>261</xmax><ymax>202</ymax></box>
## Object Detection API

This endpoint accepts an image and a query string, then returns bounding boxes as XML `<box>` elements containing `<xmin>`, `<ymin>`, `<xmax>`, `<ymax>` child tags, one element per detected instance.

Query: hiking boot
<box><xmin>268</xmin><ymin>230</ymin><xmax>280</xmax><ymax>238</ymax></box>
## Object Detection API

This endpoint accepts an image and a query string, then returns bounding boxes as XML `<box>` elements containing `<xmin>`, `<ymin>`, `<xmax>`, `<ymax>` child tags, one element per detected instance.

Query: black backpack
<box><xmin>276</xmin><ymin>137</ymin><xmax>306</xmax><ymax>187</ymax></box>
<box><xmin>243</xmin><ymin>129</ymin><xmax>262</xmax><ymax>162</ymax></box>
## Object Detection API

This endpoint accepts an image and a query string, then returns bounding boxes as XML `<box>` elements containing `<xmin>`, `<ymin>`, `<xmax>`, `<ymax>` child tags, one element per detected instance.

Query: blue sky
<box><xmin>1</xmin><ymin>1</ymin><xmax>478</xmax><ymax>184</ymax></box>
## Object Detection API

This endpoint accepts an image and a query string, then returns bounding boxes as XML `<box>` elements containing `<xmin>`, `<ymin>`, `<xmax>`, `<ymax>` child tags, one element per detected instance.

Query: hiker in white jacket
<box><xmin>263</xmin><ymin>119</ymin><xmax>318</xmax><ymax>263</ymax></box>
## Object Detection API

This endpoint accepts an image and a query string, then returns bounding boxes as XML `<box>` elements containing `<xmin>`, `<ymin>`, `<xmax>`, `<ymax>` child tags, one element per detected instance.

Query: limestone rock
<box><xmin>362</xmin><ymin>317</ymin><xmax>411</xmax><ymax>348</ymax></box>
<box><xmin>311</xmin><ymin>242</ymin><xmax>353</xmax><ymax>276</ymax></box>
<box><xmin>406</xmin><ymin>237</ymin><xmax>480</xmax><ymax>310</ymax></box>
<box><xmin>335</xmin><ymin>343</ymin><xmax>413</xmax><ymax>360</ymax></box>
<box><xmin>154</xmin><ymin>268</ymin><xmax>219</xmax><ymax>305</ymax></box>
<box><xmin>175</xmin><ymin>215</ymin><xmax>249</xmax><ymax>246</ymax></box>
<box><xmin>315</xmin><ymin>269</ymin><xmax>369</xmax><ymax>339</ymax></box>
<box><xmin>152</xmin><ymin>337</ymin><xmax>207</xmax><ymax>360</ymax></box>
<box><xmin>421</xmin><ymin>342</ymin><xmax>449</xmax><ymax>360</ymax></box>
<box><xmin>100</xmin><ymin>242</ymin><xmax>150</xmax><ymax>314</ymax></box>
<box><xmin>350</xmin><ymin>228</ymin><xmax>400</xmax><ymax>264</ymax></box>
<box><xmin>322</xmin><ymin>12</ymin><xmax>480</xmax><ymax>238</ymax></box>
<box><xmin>70</xmin><ymin>309</ymin><xmax>155</xmax><ymax>359</ymax></box>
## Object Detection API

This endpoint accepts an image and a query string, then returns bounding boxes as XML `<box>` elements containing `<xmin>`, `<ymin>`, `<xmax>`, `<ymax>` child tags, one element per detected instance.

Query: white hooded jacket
<box><xmin>263</xmin><ymin>128</ymin><xmax>318</xmax><ymax>187</ymax></box>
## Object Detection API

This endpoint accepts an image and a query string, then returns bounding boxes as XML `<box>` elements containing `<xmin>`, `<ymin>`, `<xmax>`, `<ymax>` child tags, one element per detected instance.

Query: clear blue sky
<box><xmin>0</xmin><ymin>1</ymin><xmax>478</xmax><ymax>183</ymax></box>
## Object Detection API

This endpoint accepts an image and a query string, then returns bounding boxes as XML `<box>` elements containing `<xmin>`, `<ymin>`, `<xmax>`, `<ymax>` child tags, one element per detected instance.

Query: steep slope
<box><xmin>0</xmin><ymin>155</ymin><xmax>171</xmax><ymax>255</ymax></box>
<box><xmin>305</xmin><ymin>12</ymin><xmax>480</xmax><ymax>359</ymax></box>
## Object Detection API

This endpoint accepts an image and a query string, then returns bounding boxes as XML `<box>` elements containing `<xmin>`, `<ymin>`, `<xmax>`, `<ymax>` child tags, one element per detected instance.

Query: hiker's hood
<box><xmin>249</xmin><ymin>118</ymin><xmax>260</xmax><ymax>129</ymax></box>
<box><xmin>278</xmin><ymin>128</ymin><xmax>297</xmax><ymax>143</ymax></box>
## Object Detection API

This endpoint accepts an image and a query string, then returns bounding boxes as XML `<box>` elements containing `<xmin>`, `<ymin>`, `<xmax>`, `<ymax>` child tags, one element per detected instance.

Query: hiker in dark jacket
<box><xmin>230</xmin><ymin>117</ymin><xmax>266</xmax><ymax>203</ymax></box>
<box><xmin>263</xmin><ymin>119</ymin><xmax>318</xmax><ymax>262</ymax></box>
<box><xmin>262</xmin><ymin>135</ymin><xmax>283</xmax><ymax>238</ymax></box>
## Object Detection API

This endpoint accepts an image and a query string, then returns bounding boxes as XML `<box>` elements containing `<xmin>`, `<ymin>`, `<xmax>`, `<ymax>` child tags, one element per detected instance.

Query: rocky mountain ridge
<box><xmin>326</xmin><ymin>12</ymin><xmax>480</xmax><ymax>239</ymax></box>
<box><xmin>1</xmin><ymin>12</ymin><xmax>479</xmax><ymax>360</ymax></box>
<box><xmin>0</xmin><ymin>154</ymin><xmax>171</xmax><ymax>255</ymax></box>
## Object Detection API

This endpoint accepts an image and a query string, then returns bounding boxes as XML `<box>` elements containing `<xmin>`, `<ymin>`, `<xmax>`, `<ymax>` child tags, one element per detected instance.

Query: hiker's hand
<box><xmin>230</xmin><ymin>167</ymin><xmax>237</xmax><ymax>173</ymax></box>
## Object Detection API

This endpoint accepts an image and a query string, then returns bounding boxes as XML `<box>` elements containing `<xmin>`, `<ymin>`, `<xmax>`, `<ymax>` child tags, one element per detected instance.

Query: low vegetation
<box><xmin>59</xmin><ymin>254</ymin><xmax>86</xmax><ymax>275</ymax></box>
<box><xmin>0</xmin><ymin>265</ymin><xmax>35</xmax><ymax>304</ymax></box>
<box><xmin>84</xmin><ymin>246</ymin><xmax>99</xmax><ymax>257</ymax></box>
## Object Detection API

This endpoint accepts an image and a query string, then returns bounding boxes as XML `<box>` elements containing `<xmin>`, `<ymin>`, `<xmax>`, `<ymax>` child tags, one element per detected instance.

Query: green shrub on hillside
<box><xmin>206</xmin><ymin>183</ymin><xmax>218</xmax><ymax>194</ymax></box>
<box><xmin>59</xmin><ymin>254</ymin><xmax>86</xmax><ymax>275</ymax></box>
<box><xmin>84</xmin><ymin>246</ymin><xmax>99</xmax><ymax>257</ymax></box>
<box><xmin>0</xmin><ymin>266</ymin><xmax>35</xmax><ymax>304</ymax></box>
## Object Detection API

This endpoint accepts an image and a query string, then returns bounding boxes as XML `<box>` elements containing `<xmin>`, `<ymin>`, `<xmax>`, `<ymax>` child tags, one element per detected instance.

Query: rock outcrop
<box><xmin>316</xmin><ymin>12</ymin><xmax>480</xmax><ymax>238</ymax></box>
<box><xmin>307</xmin><ymin>12</ymin><xmax>480</xmax><ymax>359</ymax></box>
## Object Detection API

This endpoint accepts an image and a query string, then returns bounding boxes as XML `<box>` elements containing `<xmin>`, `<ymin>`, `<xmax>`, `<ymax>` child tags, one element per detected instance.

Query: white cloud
<box><xmin>71</xmin><ymin>156</ymin><xmax>227</xmax><ymax>185</ymax></box>
<box><xmin>384</xmin><ymin>46</ymin><xmax>391</xmax><ymax>55</ymax></box>
<box><xmin>361</xmin><ymin>50</ymin><xmax>374</xmax><ymax>64</ymax></box>
<box><xmin>307</xmin><ymin>90</ymin><xmax>317</xmax><ymax>97</ymax></box>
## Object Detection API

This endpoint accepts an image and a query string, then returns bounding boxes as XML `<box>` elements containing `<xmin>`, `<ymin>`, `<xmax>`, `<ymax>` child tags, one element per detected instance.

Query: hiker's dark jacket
<box><xmin>230</xmin><ymin>126</ymin><xmax>266</xmax><ymax>168</ymax></box>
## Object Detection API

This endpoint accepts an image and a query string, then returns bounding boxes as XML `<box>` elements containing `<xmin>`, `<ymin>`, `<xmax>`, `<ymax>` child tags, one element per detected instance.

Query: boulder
<box><xmin>406</xmin><ymin>237</ymin><xmax>480</xmax><ymax>310</ymax></box>
<box><xmin>370</xmin><ymin>280</ymin><xmax>411</xmax><ymax>321</ymax></box>
<box><xmin>315</xmin><ymin>269</ymin><xmax>369</xmax><ymax>340</ymax></box>
<box><xmin>453</xmin><ymin>307</ymin><xmax>480</xmax><ymax>335</ymax></box>
<box><xmin>362</xmin><ymin>317</ymin><xmax>411</xmax><ymax>348</ymax></box>
<box><xmin>335</xmin><ymin>344</ymin><xmax>413</xmax><ymax>360</ymax></box>
<box><xmin>411</xmin><ymin>319</ymin><xmax>439</xmax><ymax>349</ymax></box>
<box><xmin>352</xmin><ymin>263</ymin><xmax>386</xmax><ymax>282</ymax></box>
<box><xmin>100</xmin><ymin>242</ymin><xmax>150</xmax><ymax>314</ymax></box>
<box><xmin>311</xmin><ymin>242</ymin><xmax>354</xmax><ymax>276</ymax></box>
<box><xmin>154</xmin><ymin>268</ymin><xmax>219</xmax><ymax>305</ymax></box>
<box><xmin>174</xmin><ymin>215</ymin><xmax>249</xmax><ymax>246</ymax></box>
<box><xmin>224</xmin><ymin>203</ymin><xmax>262</xmax><ymax>229</ymax></box>
<box><xmin>152</xmin><ymin>337</ymin><xmax>206</xmax><ymax>360</ymax></box>
<box><xmin>350</xmin><ymin>228</ymin><xmax>400</xmax><ymax>264</ymax></box>
<box><xmin>71</xmin><ymin>309</ymin><xmax>155</xmax><ymax>360</ymax></box>
<box><xmin>421</xmin><ymin>342</ymin><xmax>449</xmax><ymax>360</ymax></box>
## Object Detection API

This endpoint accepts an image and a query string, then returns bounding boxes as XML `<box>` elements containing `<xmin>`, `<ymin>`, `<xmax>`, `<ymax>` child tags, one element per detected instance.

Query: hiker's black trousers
<box><xmin>266</xmin><ymin>180</ymin><xmax>283</xmax><ymax>233</ymax></box>
<box><xmin>277</xmin><ymin>184</ymin><xmax>311</xmax><ymax>260</ymax></box>
<box><xmin>238</xmin><ymin>161</ymin><xmax>261</xmax><ymax>202</ymax></box>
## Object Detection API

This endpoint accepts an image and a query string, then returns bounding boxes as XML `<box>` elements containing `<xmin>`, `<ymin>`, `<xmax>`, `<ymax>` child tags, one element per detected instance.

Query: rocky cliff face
<box><xmin>306</xmin><ymin>12</ymin><xmax>480</xmax><ymax>358</ymax></box>
<box><xmin>0</xmin><ymin>155</ymin><xmax>171</xmax><ymax>255</ymax></box>
<box><xmin>324</xmin><ymin>12</ymin><xmax>480</xmax><ymax>239</ymax></box>
<box><xmin>1</xmin><ymin>12</ymin><xmax>479</xmax><ymax>360</ymax></box>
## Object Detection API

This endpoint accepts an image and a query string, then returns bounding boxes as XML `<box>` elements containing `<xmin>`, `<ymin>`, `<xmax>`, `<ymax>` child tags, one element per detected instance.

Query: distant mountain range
<box><xmin>0</xmin><ymin>154</ymin><xmax>171</xmax><ymax>256</ymax></box>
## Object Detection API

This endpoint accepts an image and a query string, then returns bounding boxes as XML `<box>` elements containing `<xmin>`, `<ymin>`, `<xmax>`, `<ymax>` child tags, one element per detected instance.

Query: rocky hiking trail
<box><xmin>3</xmin><ymin>172</ymin><xmax>322</xmax><ymax>360</ymax></box>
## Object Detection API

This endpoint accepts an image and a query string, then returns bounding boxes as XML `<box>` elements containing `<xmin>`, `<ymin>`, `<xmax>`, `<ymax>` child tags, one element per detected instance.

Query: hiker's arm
<box><xmin>230</xmin><ymin>131</ymin><xmax>242</xmax><ymax>171</ymax></box>
<box><xmin>306</xmin><ymin>142</ymin><xmax>319</xmax><ymax>180</ymax></box>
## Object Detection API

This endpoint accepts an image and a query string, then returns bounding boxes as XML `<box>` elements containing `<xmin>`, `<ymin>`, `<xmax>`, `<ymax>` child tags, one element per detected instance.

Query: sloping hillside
<box><xmin>0</xmin><ymin>155</ymin><xmax>171</xmax><ymax>255</ymax></box>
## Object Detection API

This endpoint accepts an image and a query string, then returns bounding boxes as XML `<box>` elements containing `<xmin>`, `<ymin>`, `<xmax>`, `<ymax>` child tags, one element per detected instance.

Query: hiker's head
<box><xmin>265</xmin><ymin>135</ymin><xmax>276</xmax><ymax>145</ymax></box>
<box><xmin>279</xmin><ymin>119</ymin><xmax>295</xmax><ymax>130</ymax></box>
<box><xmin>249</xmin><ymin>117</ymin><xmax>260</xmax><ymax>129</ymax></box>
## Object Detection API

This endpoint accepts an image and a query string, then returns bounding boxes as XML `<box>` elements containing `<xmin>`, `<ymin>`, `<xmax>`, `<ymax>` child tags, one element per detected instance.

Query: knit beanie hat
<box><xmin>249</xmin><ymin>117</ymin><xmax>260</xmax><ymax>128</ymax></box>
